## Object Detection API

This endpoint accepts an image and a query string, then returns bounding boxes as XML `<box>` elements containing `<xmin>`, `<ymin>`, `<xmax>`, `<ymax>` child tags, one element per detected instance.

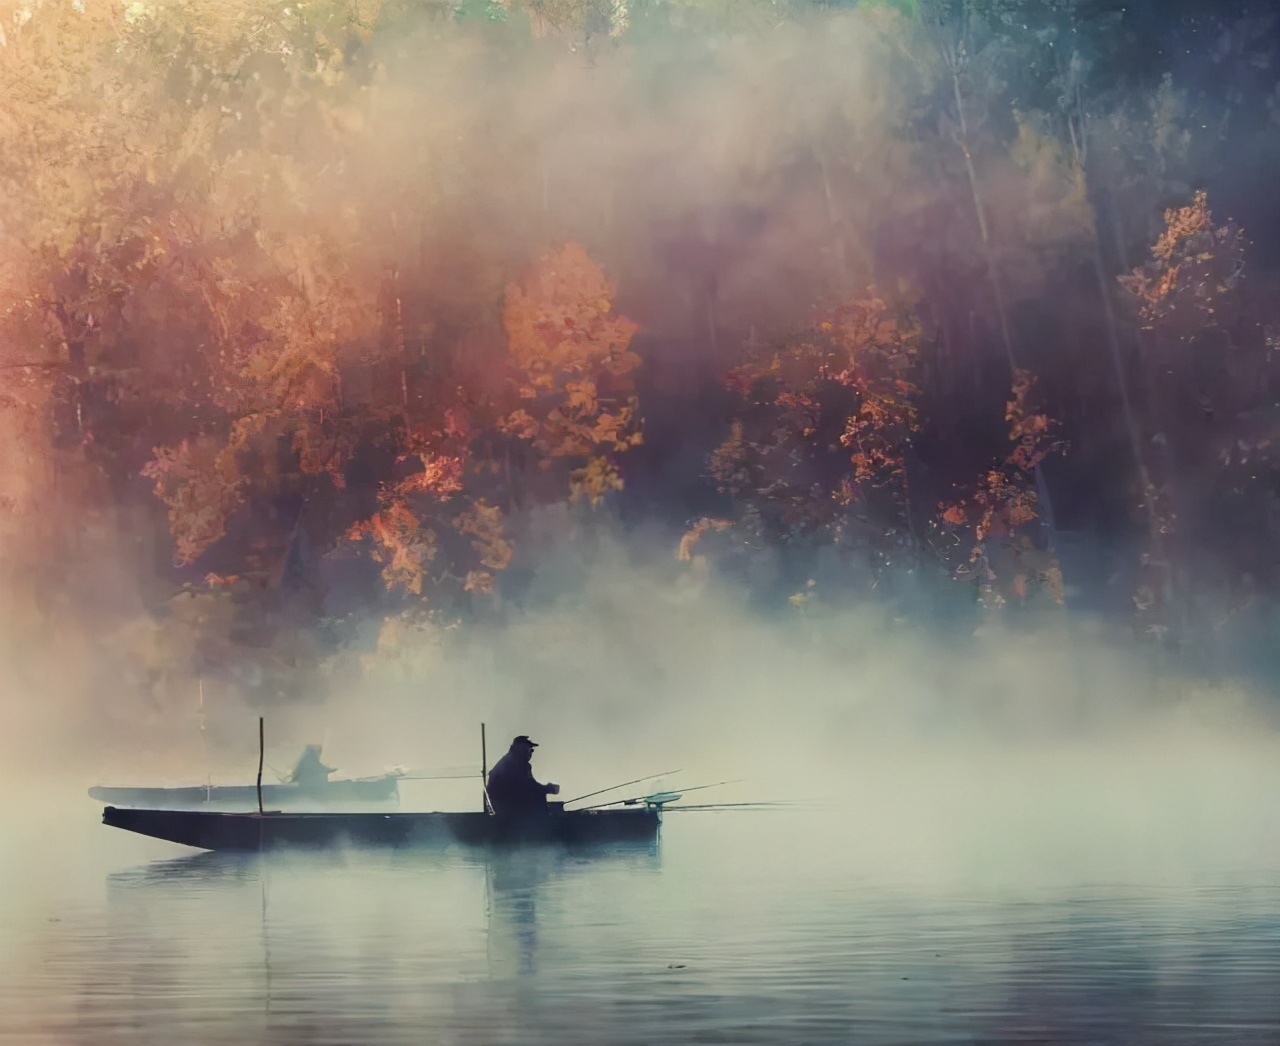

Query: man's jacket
<box><xmin>487</xmin><ymin>751</ymin><xmax>553</xmax><ymax>815</ymax></box>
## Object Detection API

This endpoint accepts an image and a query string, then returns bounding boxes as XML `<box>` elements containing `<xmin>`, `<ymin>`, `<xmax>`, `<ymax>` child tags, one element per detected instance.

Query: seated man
<box><xmin>486</xmin><ymin>735</ymin><xmax>560</xmax><ymax>816</ymax></box>
<box><xmin>290</xmin><ymin>744</ymin><xmax>336</xmax><ymax>790</ymax></box>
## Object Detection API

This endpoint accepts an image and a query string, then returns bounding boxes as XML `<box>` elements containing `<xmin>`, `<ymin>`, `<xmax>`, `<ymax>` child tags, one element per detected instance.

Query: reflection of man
<box><xmin>486</xmin><ymin>736</ymin><xmax>560</xmax><ymax>815</ymax></box>
<box><xmin>485</xmin><ymin>848</ymin><xmax>558</xmax><ymax>979</ymax></box>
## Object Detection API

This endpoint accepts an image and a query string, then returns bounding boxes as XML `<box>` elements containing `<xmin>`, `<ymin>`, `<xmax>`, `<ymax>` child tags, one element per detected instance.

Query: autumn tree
<box><xmin>687</xmin><ymin>289</ymin><xmax>920</xmax><ymax>590</ymax></box>
<box><xmin>498</xmin><ymin>243</ymin><xmax>643</xmax><ymax>508</ymax></box>
<box><xmin>934</xmin><ymin>369</ymin><xmax>1067</xmax><ymax>609</ymax></box>
<box><xmin>1118</xmin><ymin>190</ymin><xmax>1278</xmax><ymax>645</ymax></box>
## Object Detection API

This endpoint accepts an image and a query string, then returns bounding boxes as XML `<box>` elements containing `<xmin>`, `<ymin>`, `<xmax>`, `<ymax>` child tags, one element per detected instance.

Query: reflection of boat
<box><xmin>484</xmin><ymin>840</ymin><xmax>661</xmax><ymax>979</ymax></box>
<box><xmin>88</xmin><ymin>745</ymin><xmax>403</xmax><ymax>810</ymax></box>
<box><xmin>101</xmin><ymin>802</ymin><xmax>661</xmax><ymax>852</ymax></box>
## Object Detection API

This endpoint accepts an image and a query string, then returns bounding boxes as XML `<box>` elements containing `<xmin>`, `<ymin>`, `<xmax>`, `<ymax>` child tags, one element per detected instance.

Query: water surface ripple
<box><xmin>3</xmin><ymin>811</ymin><xmax>1278</xmax><ymax>1044</ymax></box>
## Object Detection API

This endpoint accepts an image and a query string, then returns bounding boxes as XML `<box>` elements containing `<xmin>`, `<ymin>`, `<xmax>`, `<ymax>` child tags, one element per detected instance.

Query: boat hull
<box><xmin>88</xmin><ymin>778</ymin><xmax>400</xmax><ymax>810</ymax></box>
<box><xmin>101</xmin><ymin>805</ymin><xmax>661</xmax><ymax>851</ymax></box>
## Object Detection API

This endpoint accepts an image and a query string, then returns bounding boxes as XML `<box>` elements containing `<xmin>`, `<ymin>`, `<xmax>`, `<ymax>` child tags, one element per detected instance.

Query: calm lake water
<box><xmin>3</xmin><ymin>801</ymin><xmax>1280</xmax><ymax>1045</ymax></box>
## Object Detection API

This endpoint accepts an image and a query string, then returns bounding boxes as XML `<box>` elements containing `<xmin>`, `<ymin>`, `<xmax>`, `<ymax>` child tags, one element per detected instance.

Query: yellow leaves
<box><xmin>502</xmin><ymin>242</ymin><xmax>640</xmax><ymax>382</ymax></box>
<box><xmin>570</xmin><ymin>455</ymin><xmax>623</xmax><ymax>507</ymax></box>
<box><xmin>833</xmin><ymin>477</ymin><xmax>858</xmax><ymax>506</ymax></box>
<box><xmin>500</xmin><ymin>242</ymin><xmax>643</xmax><ymax>505</ymax></box>
<box><xmin>677</xmin><ymin>517</ymin><xmax>733</xmax><ymax>561</ymax></box>
<box><xmin>709</xmin><ymin>420</ymin><xmax>750</xmax><ymax>495</ymax></box>
<box><xmin>141</xmin><ymin>436</ymin><xmax>245</xmax><ymax>565</ymax></box>
<box><xmin>497</xmin><ymin>408</ymin><xmax>539</xmax><ymax>440</ymax></box>
<box><xmin>934</xmin><ymin>368</ymin><xmax>1066</xmax><ymax>610</ymax></box>
<box><xmin>396</xmin><ymin>455</ymin><xmax>465</xmax><ymax>500</ymax></box>
<box><xmin>348</xmin><ymin>491</ymin><xmax>513</xmax><ymax>601</ymax></box>
<box><xmin>1006</xmin><ymin>369</ymin><xmax>1063</xmax><ymax>472</ymax></box>
<box><xmin>1152</xmin><ymin>190</ymin><xmax>1213</xmax><ymax>263</ymax></box>
<box><xmin>348</xmin><ymin>500</ymin><xmax>436</xmax><ymax>595</ymax></box>
<box><xmin>1043</xmin><ymin>564</ymin><xmax>1065</xmax><ymax>606</ymax></box>
<box><xmin>455</xmin><ymin>499</ymin><xmax>512</xmax><ymax>572</ymax></box>
<box><xmin>203</xmin><ymin>572</ymin><xmax>243</xmax><ymax>588</ymax></box>
<box><xmin>563</xmin><ymin>379</ymin><xmax>598</xmax><ymax>413</ymax></box>
<box><xmin>1004</xmin><ymin>490</ymin><xmax>1039</xmax><ymax>527</ymax></box>
<box><xmin>1119</xmin><ymin>189</ymin><xmax>1245</xmax><ymax>331</ymax></box>
<box><xmin>588</xmin><ymin>404</ymin><xmax>643</xmax><ymax>452</ymax></box>
<box><xmin>4</xmin><ymin>2</ymin><xmax>664</xmax><ymax>623</ymax></box>
<box><xmin>722</xmin><ymin>288</ymin><xmax>920</xmax><ymax>529</ymax></box>
<box><xmin>774</xmin><ymin>389</ymin><xmax>817</xmax><ymax>419</ymax></box>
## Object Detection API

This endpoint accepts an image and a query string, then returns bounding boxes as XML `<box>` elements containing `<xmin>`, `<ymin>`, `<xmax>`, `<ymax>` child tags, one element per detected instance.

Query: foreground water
<box><xmin>3</xmin><ymin>801</ymin><xmax>1279</xmax><ymax>1045</ymax></box>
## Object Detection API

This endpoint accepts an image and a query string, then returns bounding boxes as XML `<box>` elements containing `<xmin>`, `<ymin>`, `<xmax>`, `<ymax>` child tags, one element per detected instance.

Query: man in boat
<box><xmin>290</xmin><ymin>745</ymin><xmax>337</xmax><ymax>790</ymax></box>
<box><xmin>486</xmin><ymin>735</ymin><xmax>560</xmax><ymax>816</ymax></box>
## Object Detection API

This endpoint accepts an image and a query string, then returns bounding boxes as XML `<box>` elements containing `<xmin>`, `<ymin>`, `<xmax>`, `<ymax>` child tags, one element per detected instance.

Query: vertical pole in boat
<box><xmin>480</xmin><ymin>722</ymin><xmax>489</xmax><ymax>814</ymax></box>
<box><xmin>198</xmin><ymin>675</ymin><xmax>212</xmax><ymax>802</ymax></box>
<box><xmin>257</xmin><ymin>716</ymin><xmax>265</xmax><ymax>815</ymax></box>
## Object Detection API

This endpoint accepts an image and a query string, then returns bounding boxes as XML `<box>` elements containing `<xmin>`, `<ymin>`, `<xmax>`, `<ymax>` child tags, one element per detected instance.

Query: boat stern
<box><xmin>101</xmin><ymin>806</ymin><xmax>247</xmax><ymax>851</ymax></box>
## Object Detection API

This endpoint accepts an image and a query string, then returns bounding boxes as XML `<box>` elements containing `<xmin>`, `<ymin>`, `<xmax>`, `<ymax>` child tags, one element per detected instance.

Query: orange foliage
<box><xmin>141</xmin><ymin>438</ymin><xmax>246</xmax><ymax>567</ymax></box>
<box><xmin>1117</xmin><ymin>190</ymin><xmax>1251</xmax><ymax>642</ymax></box>
<box><xmin>347</xmin><ymin>501</ymin><xmax>437</xmax><ymax>596</ymax></box>
<box><xmin>935</xmin><ymin>370</ymin><xmax>1067</xmax><ymax>608</ymax></box>
<box><xmin>677</xmin><ymin>517</ymin><xmax>734</xmax><ymax>562</ymax></box>
<box><xmin>707</xmin><ymin>288</ymin><xmax>920</xmax><ymax>548</ymax></box>
<box><xmin>456</xmin><ymin>500</ymin><xmax>514</xmax><ymax>572</ymax></box>
<box><xmin>500</xmin><ymin>243</ymin><xmax>643</xmax><ymax>506</ymax></box>
<box><xmin>1118</xmin><ymin>190</ymin><xmax>1245</xmax><ymax>336</ymax></box>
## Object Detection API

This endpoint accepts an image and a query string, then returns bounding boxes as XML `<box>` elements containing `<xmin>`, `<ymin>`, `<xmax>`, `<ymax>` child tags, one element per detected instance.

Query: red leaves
<box><xmin>935</xmin><ymin>370</ymin><xmax>1068</xmax><ymax>608</ymax></box>
<box><xmin>709</xmin><ymin>288</ymin><xmax>921</xmax><ymax>547</ymax></box>
<box><xmin>396</xmin><ymin>455</ymin><xmax>465</xmax><ymax>500</ymax></box>
<box><xmin>1119</xmin><ymin>190</ymin><xmax>1246</xmax><ymax>334</ymax></box>
<box><xmin>347</xmin><ymin>501</ymin><xmax>436</xmax><ymax>596</ymax></box>
<box><xmin>1006</xmin><ymin>369</ymin><xmax>1065</xmax><ymax>473</ymax></box>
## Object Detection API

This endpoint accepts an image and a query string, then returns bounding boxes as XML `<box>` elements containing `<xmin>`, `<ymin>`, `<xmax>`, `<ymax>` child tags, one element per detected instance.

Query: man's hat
<box><xmin>512</xmin><ymin>735</ymin><xmax>538</xmax><ymax>747</ymax></box>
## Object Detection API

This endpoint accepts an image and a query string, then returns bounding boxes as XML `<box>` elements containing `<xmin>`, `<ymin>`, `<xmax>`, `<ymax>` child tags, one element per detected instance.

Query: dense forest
<box><xmin>1</xmin><ymin>0</ymin><xmax>1278</xmax><ymax>711</ymax></box>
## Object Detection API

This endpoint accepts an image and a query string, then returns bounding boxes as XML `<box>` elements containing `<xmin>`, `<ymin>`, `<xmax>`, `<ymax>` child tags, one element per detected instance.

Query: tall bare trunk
<box><xmin>946</xmin><ymin>63</ymin><xmax>1061</xmax><ymax>553</ymax></box>
<box><xmin>1069</xmin><ymin>101</ymin><xmax>1184</xmax><ymax>648</ymax></box>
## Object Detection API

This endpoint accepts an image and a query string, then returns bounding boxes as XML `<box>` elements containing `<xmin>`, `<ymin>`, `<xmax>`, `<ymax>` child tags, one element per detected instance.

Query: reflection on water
<box><xmin>2</xmin><ymin>814</ymin><xmax>1279</xmax><ymax>1045</ymax></box>
<box><xmin>483</xmin><ymin>843</ymin><xmax>662</xmax><ymax>979</ymax></box>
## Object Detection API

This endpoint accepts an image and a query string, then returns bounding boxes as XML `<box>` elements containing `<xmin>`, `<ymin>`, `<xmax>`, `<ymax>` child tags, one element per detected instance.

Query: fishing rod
<box><xmin>561</xmin><ymin>770</ymin><xmax>683</xmax><ymax>807</ymax></box>
<box><xmin>576</xmin><ymin>778</ymin><xmax>744</xmax><ymax>812</ymax></box>
<box><xmin>658</xmin><ymin>801</ymin><xmax>793</xmax><ymax>811</ymax></box>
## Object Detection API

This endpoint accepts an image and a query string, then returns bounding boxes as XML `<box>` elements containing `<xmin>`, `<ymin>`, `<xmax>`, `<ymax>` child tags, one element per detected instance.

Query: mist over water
<box><xmin>7</xmin><ymin>529</ymin><xmax>1280</xmax><ymax>886</ymax></box>
<box><xmin>7</xmin><ymin>524</ymin><xmax>1280</xmax><ymax>1042</ymax></box>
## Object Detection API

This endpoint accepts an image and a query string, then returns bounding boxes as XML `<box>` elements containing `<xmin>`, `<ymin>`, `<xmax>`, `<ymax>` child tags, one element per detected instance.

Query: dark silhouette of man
<box><xmin>486</xmin><ymin>736</ymin><xmax>560</xmax><ymax>816</ymax></box>
<box><xmin>291</xmin><ymin>745</ymin><xmax>336</xmax><ymax>790</ymax></box>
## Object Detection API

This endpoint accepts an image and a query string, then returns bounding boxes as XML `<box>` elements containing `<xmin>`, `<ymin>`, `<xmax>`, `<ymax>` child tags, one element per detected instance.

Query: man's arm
<box><xmin>522</xmin><ymin>764</ymin><xmax>560</xmax><ymax>798</ymax></box>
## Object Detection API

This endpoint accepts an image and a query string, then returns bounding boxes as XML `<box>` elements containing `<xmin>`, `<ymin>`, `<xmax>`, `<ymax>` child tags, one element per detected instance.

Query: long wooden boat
<box><xmin>88</xmin><ymin>743</ymin><xmax>402</xmax><ymax>809</ymax></box>
<box><xmin>101</xmin><ymin>803</ymin><xmax>661</xmax><ymax>852</ymax></box>
<box><xmin>88</xmin><ymin>776</ymin><xmax>401</xmax><ymax>810</ymax></box>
